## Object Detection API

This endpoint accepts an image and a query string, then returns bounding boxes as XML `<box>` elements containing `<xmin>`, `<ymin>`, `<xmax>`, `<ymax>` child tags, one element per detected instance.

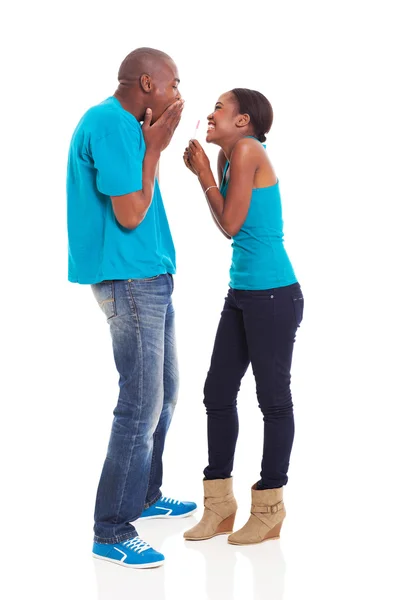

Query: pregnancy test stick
<box><xmin>192</xmin><ymin>120</ymin><xmax>200</xmax><ymax>139</ymax></box>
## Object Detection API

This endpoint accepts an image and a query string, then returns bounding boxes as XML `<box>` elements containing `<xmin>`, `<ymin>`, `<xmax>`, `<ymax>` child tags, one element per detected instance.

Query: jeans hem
<box><xmin>143</xmin><ymin>490</ymin><xmax>162</xmax><ymax>510</ymax></box>
<box><xmin>257</xmin><ymin>480</ymin><xmax>287</xmax><ymax>490</ymax></box>
<box><xmin>93</xmin><ymin>528</ymin><xmax>138</xmax><ymax>545</ymax></box>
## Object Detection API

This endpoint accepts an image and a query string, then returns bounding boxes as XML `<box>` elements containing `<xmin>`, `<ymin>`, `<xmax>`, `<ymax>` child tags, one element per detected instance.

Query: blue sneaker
<box><xmin>92</xmin><ymin>537</ymin><xmax>164</xmax><ymax>569</ymax></box>
<box><xmin>139</xmin><ymin>496</ymin><xmax>197</xmax><ymax>520</ymax></box>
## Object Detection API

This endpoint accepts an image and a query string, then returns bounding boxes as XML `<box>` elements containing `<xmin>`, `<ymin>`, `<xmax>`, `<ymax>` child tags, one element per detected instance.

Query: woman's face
<box><xmin>206</xmin><ymin>92</ymin><xmax>240</xmax><ymax>144</ymax></box>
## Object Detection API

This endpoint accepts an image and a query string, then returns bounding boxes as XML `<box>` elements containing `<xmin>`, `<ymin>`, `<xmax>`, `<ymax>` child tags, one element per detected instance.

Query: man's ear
<box><xmin>236</xmin><ymin>113</ymin><xmax>250</xmax><ymax>129</ymax></box>
<box><xmin>140</xmin><ymin>74</ymin><xmax>152</xmax><ymax>93</ymax></box>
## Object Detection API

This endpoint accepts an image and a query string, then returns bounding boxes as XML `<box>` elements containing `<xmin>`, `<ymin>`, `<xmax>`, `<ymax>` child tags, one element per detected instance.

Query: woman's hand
<box><xmin>183</xmin><ymin>139</ymin><xmax>211</xmax><ymax>177</ymax></box>
<box><xmin>183</xmin><ymin>146</ymin><xmax>197</xmax><ymax>175</ymax></box>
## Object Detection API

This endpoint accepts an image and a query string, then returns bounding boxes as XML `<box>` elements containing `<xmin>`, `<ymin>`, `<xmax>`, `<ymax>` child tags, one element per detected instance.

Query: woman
<box><xmin>182</xmin><ymin>88</ymin><xmax>304</xmax><ymax>545</ymax></box>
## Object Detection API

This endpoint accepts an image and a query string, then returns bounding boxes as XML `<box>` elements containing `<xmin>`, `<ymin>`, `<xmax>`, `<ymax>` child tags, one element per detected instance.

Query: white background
<box><xmin>1</xmin><ymin>1</ymin><xmax>400</xmax><ymax>598</ymax></box>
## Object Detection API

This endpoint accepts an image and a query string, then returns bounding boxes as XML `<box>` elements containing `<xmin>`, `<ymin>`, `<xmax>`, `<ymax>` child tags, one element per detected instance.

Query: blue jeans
<box><xmin>91</xmin><ymin>274</ymin><xmax>178</xmax><ymax>544</ymax></box>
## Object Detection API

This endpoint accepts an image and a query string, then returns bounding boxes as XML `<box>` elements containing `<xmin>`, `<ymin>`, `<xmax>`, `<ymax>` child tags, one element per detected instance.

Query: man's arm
<box><xmin>111</xmin><ymin>103</ymin><xmax>183</xmax><ymax>229</ymax></box>
<box><xmin>95</xmin><ymin>101</ymin><xmax>183</xmax><ymax>230</ymax></box>
<box><xmin>110</xmin><ymin>149</ymin><xmax>160</xmax><ymax>229</ymax></box>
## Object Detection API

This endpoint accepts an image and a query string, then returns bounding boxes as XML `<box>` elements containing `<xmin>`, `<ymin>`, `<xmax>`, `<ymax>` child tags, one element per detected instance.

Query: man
<box><xmin>67</xmin><ymin>47</ymin><xmax>196</xmax><ymax>569</ymax></box>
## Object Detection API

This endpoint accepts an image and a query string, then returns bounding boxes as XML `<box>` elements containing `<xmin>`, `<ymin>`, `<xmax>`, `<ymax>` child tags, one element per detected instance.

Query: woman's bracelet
<box><xmin>204</xmin><ymin>185</ymin><xmax>218</xmax><ymax>195</ymax></box>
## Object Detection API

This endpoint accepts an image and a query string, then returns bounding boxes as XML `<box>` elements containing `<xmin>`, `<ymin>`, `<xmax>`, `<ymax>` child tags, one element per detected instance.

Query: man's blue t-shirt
<box><xmin>67</xmin><ymin>97</ymin><xmax>176</xmax><ymax>284</ymax></box>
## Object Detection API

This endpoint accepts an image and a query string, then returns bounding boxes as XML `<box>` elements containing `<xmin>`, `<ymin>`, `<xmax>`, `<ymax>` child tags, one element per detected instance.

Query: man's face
<box><xmin>148</xmin><ymin>58</ymin><xmax>181</xmax><ymax>122</ymax></box>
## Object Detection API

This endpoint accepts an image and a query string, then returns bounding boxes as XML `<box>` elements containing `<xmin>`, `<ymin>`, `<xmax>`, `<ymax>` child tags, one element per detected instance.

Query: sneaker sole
<box><xmin>93</xmin><ymin>554</ymin><xmax>164</xmax><ymax>569</ymax></box>
<box><xmin>138</xmin><ymin>508</ymin><xmax>197</xmax><ymax>521</ymax></box>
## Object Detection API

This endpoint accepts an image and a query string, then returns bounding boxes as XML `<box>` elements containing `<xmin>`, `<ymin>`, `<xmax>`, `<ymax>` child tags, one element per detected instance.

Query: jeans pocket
<box><xmin>292</xmin><ymin>294</ymin><xmax>304</xmax><ymax>327</ymax></box>
<box><xmin>91</xmin><ymin>281</ymin><xmax>116</xmax><ymax>320</ymax></box>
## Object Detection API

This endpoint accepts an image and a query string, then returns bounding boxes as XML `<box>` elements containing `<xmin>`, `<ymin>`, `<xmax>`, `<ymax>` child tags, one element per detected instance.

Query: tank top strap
<box><xmin>221</xmin><ymin>160</ymin><xmax>230</xmax><ymax>190</ymax></box>
<box><xmin>245</xmin><ymin>135</ymin><xmax>266</xmax><ymax>149</ymax></box>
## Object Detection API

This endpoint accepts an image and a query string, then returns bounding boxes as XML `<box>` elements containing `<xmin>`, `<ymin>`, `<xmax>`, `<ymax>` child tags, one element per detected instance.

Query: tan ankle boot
<box><xmin>228</xmin><ymin>485</ymin><xmax>285</xmax><ymax>545</ymax></box>
<box><xmin>184</xmin><ymin>478</ymin><xmax>237</xmax><ymax>541</ymax></box>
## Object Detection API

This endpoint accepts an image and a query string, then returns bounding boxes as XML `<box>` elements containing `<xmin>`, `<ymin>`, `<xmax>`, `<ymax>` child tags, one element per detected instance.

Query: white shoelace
<box><xmin>160</xmin><ymin>496</ymin><xmax>181</xmax><ymax>505</ymax></box>
<box><xmin>122</xmin><ymin>537</ymin><xmax>151</xmax><ymax>554</ymax></box>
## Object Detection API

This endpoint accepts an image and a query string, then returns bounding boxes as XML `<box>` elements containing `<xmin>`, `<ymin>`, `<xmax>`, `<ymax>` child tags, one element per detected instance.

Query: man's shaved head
<box><xmin>114</xmin><ymin>47</ymin><xmax>181</xmax><ymax>123</ymax></box>
<box><xmin>118</xmin><ymin>47</ymin><xmax>174</xmax><ymax>86</ymax></box>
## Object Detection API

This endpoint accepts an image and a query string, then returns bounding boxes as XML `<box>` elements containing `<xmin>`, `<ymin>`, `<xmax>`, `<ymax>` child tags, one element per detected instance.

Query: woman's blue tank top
<box><xmin>220</xmin><ymin>142</ymin><xmax>297</xmax><ymax>290</ymax></box>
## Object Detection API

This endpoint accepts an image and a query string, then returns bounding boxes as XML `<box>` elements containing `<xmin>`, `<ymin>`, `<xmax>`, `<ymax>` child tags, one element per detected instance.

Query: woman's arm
<box><xmin>183</xmin><ymin>145</ymin><xmax>231</xmax><ymax>239</ymax></box>
<box><xmin>207</xmin><ymin>149</ymin><xmax>232</xmax><ymax>239</ymax></box>
<box><xmin>189</xmin><ymin>139</ymin><xmax>257</xmax><ymax>237</ymax></box>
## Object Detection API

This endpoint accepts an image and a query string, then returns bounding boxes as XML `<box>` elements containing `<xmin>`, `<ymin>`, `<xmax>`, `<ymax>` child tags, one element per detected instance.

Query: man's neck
<box><xmin>114</xmin><ymin>90</ymin><xmax>145</xmax><ymax>122</ymax></box>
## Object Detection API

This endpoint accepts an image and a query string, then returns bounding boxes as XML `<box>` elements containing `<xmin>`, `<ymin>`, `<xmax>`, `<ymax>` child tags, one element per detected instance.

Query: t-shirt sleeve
<box><xmin>92</xmin><ymin>123</ymin><xmax>143</xmax><ymax>196</ymax></box>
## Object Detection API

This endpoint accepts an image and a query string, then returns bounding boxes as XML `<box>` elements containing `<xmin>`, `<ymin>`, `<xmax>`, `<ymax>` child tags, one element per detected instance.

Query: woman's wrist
<box><xmin>197</xmin><ymin>167</ymin><xmax>213</xmax><ymax>183</ymax></box>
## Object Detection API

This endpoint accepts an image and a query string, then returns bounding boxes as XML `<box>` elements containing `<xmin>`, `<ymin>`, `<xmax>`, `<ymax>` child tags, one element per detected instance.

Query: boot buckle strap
<box><xmin>252</xmin><ymin>500</ymin><xmax>283</xmax><ymax>514</ymax></box>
